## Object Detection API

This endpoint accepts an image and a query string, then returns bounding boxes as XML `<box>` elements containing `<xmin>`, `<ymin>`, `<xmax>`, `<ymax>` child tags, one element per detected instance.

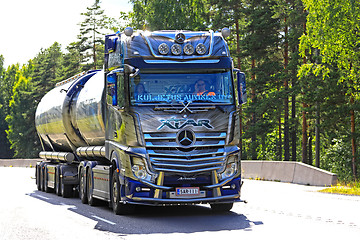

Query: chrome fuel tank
<box><xmin>35</xmin><ymin>70</ymin><xmax>105</xmax><ymax>152</ymax></box>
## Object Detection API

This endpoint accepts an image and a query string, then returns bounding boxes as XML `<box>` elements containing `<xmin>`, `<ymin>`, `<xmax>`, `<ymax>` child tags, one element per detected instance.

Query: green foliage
<box><xmin>129</xmin><ymin>0</ymin><xmax>209</xmax><ymax>30</ymax></box>
<box><xmin>0</xmin><ymin>55</ymin><xmax>14</xmax><ymax>158</ymax></box>
<box><xmin>321</xmin><ymin>139</ymin><xmax>354</xmax><ymax>182</ymax></box>
<box><xmin>5</xmin><ymin>64</ymin><xmax>40</xmax><ymax>158</ymax></box>
<box><xmin>299</xmin><ymin>0</ymin><xmax>360</xmax><ymax>178</ymax></box>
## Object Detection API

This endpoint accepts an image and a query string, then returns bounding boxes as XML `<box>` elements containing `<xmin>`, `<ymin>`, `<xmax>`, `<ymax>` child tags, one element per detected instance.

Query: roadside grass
<box><xmin>319</xmin><ymin>182</ymin><xmax>360</xmax><ymax>196</ymax></box>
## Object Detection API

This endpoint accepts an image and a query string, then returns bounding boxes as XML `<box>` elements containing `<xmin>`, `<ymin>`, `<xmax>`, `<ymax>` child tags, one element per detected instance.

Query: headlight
<box><xmin>219</xmin><ymin>155</ymin><xmax>239</xmax><ymax>180</ymax></box>
<box><xmin>183</xmin><ymin>44</ymin><xmax>194</xmax><ymax>55</ymax></box>
<box><xmin>131</xmin><ymin>157</ymin><xmax>152</xmax><ymax>181</ymax></box>
<box><xmin>158</xmin><ymin>43</ymin><xmax>169</xmax><ymax>55</ymax></box>
<box><xmin>171</xmin><ymin>44</ymin><xmax>182</xmax><ymax>55</ymax></box>
<box><xmin>196</xmin><ymin>43</ymin><xmax>207</xmax><ymax>55</ymax></box>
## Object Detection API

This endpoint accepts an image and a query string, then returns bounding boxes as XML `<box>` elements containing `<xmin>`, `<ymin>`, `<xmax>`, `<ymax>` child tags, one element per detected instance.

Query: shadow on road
<box><xmin>28</xmin><ymin>190</ymin><xmax>263</xmax><ymax>235</ymax></box>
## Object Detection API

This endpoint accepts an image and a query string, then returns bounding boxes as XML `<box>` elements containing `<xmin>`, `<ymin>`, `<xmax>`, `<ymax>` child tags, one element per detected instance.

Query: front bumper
<box><xmin>122</xmin><ymin>173</ymin><xmax>243</xmax><ymax>206</ymax></box>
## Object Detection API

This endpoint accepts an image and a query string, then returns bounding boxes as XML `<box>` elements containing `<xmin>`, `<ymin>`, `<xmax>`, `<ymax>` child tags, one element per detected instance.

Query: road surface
<box><xmin>0</xmin><ymin>167</ymin><xmax>359</xmax><ymax>240</ymax></box>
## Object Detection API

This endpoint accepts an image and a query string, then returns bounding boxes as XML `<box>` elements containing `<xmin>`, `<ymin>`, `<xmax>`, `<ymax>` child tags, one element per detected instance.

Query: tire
<box><xmin>36</xmin><ymin>165</ymin><xmax>41</xmax><ymax>191</ymax></box>
<box><xmin>55</xmin><ymin>167</ymin><xmax>62</xmax><ymax>196</ymax></box>
<box><xmin>44</xmin><ymin>168</ymin><xmax>52</xmax><ymax>193</ymax></box>
<box><xmin>210</xmin><ymin>203</ymin><xmax>234</xmax><ymax>212</ymax></box>
<box><xmin>87</xmin><ymin>168</ymin><xmax>99</xmax><ymax>206</ymax></box>
<box><xmin>111</xmin><ymin>171</ymin><xmax>134</xmax><ymax>215</ymax></box>
<box><xmin>61</xmin><ymin>177</ymin><xmax>73</xmax><ymax>198</ymax></box>
<box><xmin>79</xmin><ymin>168</ymin><xmax>88</xmax><ymax>204</ymax></box>
<box><xmin>40</xmin><ymin>164</ymin><xmax>45</xmax><ymax>192</ymax></box>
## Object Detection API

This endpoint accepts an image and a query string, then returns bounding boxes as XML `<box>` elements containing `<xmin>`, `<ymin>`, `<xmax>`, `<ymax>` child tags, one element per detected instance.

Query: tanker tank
<box><xmin>35</xmin><ymin>70</ymin><xmax>105</xmax><ymax>152</ymax></box>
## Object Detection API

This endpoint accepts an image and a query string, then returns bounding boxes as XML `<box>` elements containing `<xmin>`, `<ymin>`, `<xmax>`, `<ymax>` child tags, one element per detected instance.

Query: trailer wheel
<box><xmin>79</xmin><ymin>168</ymin><xmax>88</xmax><ymax>204</ymax></box>
<box><xmin>111</xmin><ymin>171</ymin><xmax>134</xmax><ymax>215</ymax></box>
<box><xmin>44</xmin><ymin>167</ymin><xmax>52</xmax><ymax>193</ymax></box>
<box><xmin>61</xmin><ymin>177</ymin><xmax>73</xmax><ymax>198</ymax></box>
<box><xmin>40</xmin><ymin>164</ymin><xmax>46</xmax><ymax>192</ymax></box>
<box><xmin>36</xmin><ymin>165</ymin><xmax>41</xmax><ymax>191</ymax></box>
<box><xmin>210</xmin><ymin>203</ymin><xmax>234</xmax><ymax>212</ymax></box>
<box><xmin>55</xmin><ymin>167</ymin><xmax>62</xmax><ymax>196</ymax></box>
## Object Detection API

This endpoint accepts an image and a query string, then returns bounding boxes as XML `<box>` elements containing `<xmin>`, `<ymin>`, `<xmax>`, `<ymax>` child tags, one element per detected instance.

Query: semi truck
<box><xmin>35</xmin><ymin>27</ymin><xmax>247</xmax><ymax>214</ymax></box>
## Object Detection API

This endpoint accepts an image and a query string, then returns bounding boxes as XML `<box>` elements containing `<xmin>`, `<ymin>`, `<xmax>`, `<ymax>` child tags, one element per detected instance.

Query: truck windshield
<box><xmin>130</xmin><ymin>70</ymin><xmax>234</xmax><ymax>105</ymax></box>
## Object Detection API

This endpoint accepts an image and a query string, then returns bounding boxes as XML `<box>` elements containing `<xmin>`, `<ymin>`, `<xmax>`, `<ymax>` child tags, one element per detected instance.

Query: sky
<box><xmin>0</xmin><ymin>0</ymin><xmax>132</xmax><ymax>67</ymax></box>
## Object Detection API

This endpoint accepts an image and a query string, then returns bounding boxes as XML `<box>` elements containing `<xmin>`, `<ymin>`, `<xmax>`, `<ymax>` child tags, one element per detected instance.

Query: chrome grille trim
<box><xmin>145</xmin><ymin>131</ymin><xmax>227</xmax><ymax>173</ymax></box>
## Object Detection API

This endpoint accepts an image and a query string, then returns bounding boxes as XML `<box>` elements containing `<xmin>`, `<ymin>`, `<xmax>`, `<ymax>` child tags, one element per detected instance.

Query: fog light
<box><xmin>231</xmin><ymin>184</ymin><xmax>236</xmax><ymax>189</ymax></box>
<box><xmin>136</xmin><ymin>187</ymin><xmax>141</xmax><ymax>192</ymax></box>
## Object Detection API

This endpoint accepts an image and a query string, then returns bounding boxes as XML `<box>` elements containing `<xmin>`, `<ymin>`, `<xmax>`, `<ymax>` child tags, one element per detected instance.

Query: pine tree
<box><xmin>240</xmin><ymin>0</ymin><xmax>282</xmax><ymax>160</ymax></box>
<box><xmin>78</xmin><ymin>0</ymin><xmax>108</xmax><ymax>70</ymax></box>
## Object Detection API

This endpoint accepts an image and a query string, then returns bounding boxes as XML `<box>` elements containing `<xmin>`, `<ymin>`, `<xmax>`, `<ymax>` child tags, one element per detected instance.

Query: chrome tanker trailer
<box><xmin>35</xmin><ymin>27</ymin><xmax>247</xmax><ymax>214</ymax></box>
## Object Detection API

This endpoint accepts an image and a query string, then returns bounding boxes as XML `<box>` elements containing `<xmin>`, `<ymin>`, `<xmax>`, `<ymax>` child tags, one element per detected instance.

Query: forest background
<box><xmin>0</xmin><ymin>0</ymin><xmax>359</xmax><ymax>182</ymax></box>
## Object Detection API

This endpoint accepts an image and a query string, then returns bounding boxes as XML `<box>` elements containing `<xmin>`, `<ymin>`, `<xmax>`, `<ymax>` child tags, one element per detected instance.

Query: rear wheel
<box><xmin>44</xmin><ymin>167</ymin><xmax>52</xmax><ymax>193</ymax></box>
<box><xmin>61</xmin><ymin>176</ymin><xmax>73</xmax><ymax>198</ymax></box>
<box><xmin>111</xmin><ymin>171</ymin><xmax>134</xmax><ymax>215</ymax></box>
<box><xmin>36</xmin><ymin>165</ymin><xmax>41</xmax><ymax>191</ymax></box>
<box><xmin>210</xmin><ymin>203</ymin><xmax>234</xmax><ymax>212</ymax></box>
<box><xmin>40</xmin><ymin>164</ymin><xmax>45</xmax><ymax>192</ymax></box>
<box><xmin>55</xmin><ymin>167</ymin><xmax>62</xmax><ymax>196</ymax></box>
<box><xmin>79</xmin><ymin>168</ymin><xmax>88</xmax><ymax>204</ymax></box>
<box><xmin>87</xmin><ymin>168</ymin><xmax>100</xmax><ymax>206</ymax></box>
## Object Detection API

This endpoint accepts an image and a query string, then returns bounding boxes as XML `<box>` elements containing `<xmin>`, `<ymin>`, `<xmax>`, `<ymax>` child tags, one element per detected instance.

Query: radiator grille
<box><xmin>144</xmin><ymin>132</ymin><xmax>226</xmax><ymax>174</ymax></box>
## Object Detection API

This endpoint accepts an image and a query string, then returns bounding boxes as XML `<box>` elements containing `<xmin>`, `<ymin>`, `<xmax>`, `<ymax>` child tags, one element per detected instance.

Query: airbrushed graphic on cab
<box><xmin>157</xmin><ymin>118</ymin><xmax>213</xmax><ymax>130</ymax></box>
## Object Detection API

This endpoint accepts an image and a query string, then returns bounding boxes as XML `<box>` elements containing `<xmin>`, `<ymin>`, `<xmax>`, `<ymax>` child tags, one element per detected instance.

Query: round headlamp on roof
<box><xmin>196</xmin><ymin>43</ymin><xmax>207</xmax><ymax>55</ymax></box>
<box><xmin>221</xmin><ymin>27</ymin><xmax>231</xmax><ymax>38</ymax></box>
<box><xmin>171</xmin><ymin>44</ymin><xmax>182</xmax><ymax>55</ymax></box>
<box><xmin>158</xmin><ymin>43</ymin><xmax>169</xmax><ymax>55</ymax></box>
<box><xmin>183</xmin><ymin>44</ymin><xmax>194</xmax><ymax>55</ymax></box>
<box><xmin>124</xmin><ymin>27</ymin><xmax>134</xmax><ymax>36</ymax></box>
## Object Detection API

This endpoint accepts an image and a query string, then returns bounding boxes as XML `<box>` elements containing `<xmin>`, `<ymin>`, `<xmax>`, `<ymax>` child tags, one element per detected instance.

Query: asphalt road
<box><xmin>1</xmin><ymin>167</ymin><xmax>360</xmax><ymax>240</ymax></box>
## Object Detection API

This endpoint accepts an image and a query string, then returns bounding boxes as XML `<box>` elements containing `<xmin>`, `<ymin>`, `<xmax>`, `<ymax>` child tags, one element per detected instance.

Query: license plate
<box><xmin>176</xmin><ymin>187</ymin><xmax>200</xmax><ymax>196</ymax></box>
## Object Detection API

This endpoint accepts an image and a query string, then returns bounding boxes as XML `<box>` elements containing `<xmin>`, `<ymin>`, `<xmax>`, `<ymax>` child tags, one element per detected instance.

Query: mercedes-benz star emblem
<box><xmin>175</xmin><ymin>33</ymin><xmax>186</xmax><ymax>44</ymax></box>
<box><xmin>176</xmin><ymin>129</ymin><xmax>195</xmax><ymax>147</ymax></box>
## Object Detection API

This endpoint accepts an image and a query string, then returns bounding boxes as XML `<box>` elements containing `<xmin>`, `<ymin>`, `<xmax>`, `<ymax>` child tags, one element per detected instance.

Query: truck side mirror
<box><xmin>234</xmin><ymin>69</ymin><xmax>247</xmax><ymax>105</ymax></box>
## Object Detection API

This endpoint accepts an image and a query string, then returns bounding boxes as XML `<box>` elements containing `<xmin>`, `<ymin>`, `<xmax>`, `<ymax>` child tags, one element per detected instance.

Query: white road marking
<box><xmin>92</xmin><ymin>215</ymin><xmax>116</xmax><ymax>225</ymax></box>
<box><xmin>35</xmin><ymin>194</ymin><xmax>50</xmax><ymax>200</ymax></box>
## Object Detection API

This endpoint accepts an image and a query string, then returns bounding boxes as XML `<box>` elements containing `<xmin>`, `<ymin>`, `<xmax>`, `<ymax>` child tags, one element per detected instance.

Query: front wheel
<box><xmin>111</xmin><ymin>171</ymin><xmax>134</xmax><ymax>215</ymax></box>
<box><xmin>210</xmin><ymin>203</ymin><xmax>234</xmax><ymax>212</ymax></box>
